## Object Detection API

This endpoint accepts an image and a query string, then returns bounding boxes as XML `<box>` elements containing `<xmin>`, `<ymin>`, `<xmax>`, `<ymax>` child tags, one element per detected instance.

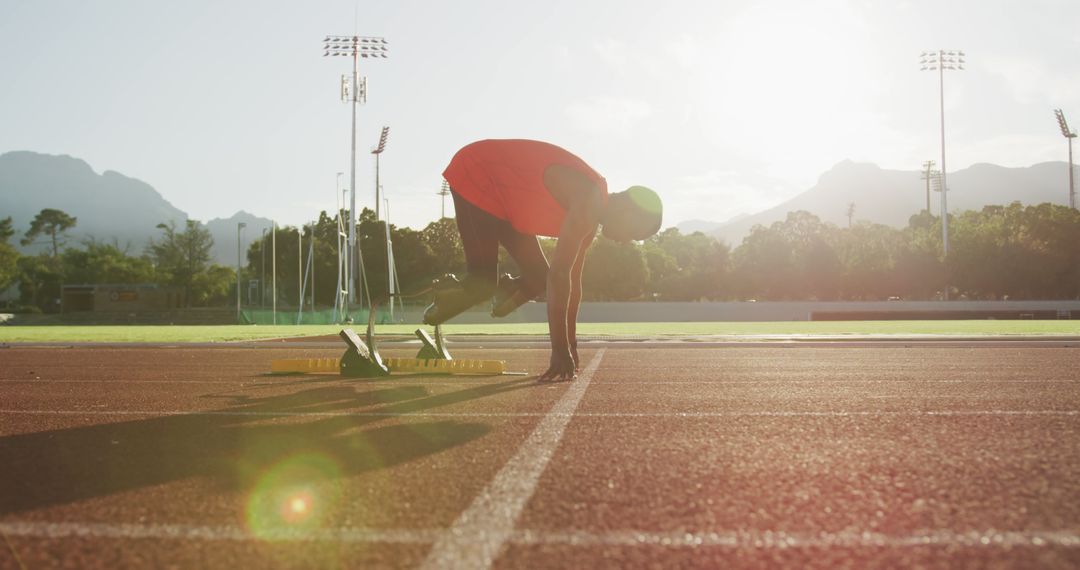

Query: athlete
<box><xmin>425</xmin><ymin>139</ymin><xmax>662</xmax><ymax>382</ymax></box>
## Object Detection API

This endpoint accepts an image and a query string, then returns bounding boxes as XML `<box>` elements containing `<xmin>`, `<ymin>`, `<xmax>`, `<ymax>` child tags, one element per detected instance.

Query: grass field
<box><xmin>1</xmin><ymin>320</ymin><xmax>1080</xmax><ymax>343</ymax></box>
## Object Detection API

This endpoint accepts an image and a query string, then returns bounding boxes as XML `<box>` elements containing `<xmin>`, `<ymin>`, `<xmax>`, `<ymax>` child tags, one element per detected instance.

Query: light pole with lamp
<box><xmin>371</xmin><ymin>127</ymin><xmax>395</xmax><ymax>318</ymax></box>
<box><xmin>920</xmin><ymin>49</ymin><xmax>965</xmax><ymax>300</ymax></box>
<box><xmin>920</xmin><ymin>160</ymin><xmax>937</xmax><ymax>215</ymax></box>
<box><xmin>438</xmin><ymin>180</ymin><xmax>450</xmax><ymax>219</ymax></box>
<box><xmin>323</xmin><ymin>34</ymin><xmax>389</xmax><ymax>308</ymax></box>
<box><xmin>372</xmin><ymin>126</ymin><xmax>389</xmax><ymax>221</ymax></box>
<box><xmin>1054</xmin><ymin>109</ymin><xmax>1077</xmax><ymax>209</ymax></box>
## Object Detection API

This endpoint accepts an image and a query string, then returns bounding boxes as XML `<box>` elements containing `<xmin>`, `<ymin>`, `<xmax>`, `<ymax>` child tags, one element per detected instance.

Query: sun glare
<box><xmin>701</xmin><ymin>1</ymin><xmax>881</xmax><ymax>180</ymax></box>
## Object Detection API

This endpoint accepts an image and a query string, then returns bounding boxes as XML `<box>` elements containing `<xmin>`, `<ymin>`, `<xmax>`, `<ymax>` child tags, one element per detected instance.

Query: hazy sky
<box><xmin>2</xmin><ymin>0</ymin><xmax>1079</xmax><ymax>230</ymax></box>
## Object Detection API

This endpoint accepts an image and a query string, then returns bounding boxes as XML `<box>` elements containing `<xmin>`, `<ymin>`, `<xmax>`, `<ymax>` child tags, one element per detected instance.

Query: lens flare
<box><xmin>244</xmin><ymin>453</ymin><xmax>343</xmax><ymax>540</ymax></box>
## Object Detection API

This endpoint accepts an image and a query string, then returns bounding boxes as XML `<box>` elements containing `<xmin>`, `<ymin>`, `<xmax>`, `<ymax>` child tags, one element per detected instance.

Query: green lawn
<box><xmin>1</xmin><ymin>321</ymin><xmax>1079</xmax><ymax>343</ymax></box>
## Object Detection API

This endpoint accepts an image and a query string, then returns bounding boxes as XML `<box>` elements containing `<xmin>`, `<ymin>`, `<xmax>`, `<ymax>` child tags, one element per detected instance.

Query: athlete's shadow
<box><xmin>0</xmin><ymin>376</ymin><xmax>535</xmax><ymax>515</ymax></box>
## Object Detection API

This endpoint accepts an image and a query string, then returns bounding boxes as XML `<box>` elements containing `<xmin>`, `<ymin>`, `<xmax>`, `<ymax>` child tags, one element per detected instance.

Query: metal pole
<box><xmin>324</xmin><ymin>34</ymin><xmax>388</xmax><ymax>312</ymax></box>
<box><xmin>1070</xmin><ymin>135</ymin><xmax>1076</xmax><ymax>210</ymax></box>
<box><xmin>272</xmin><ymin>221</ymin><xmax>277</xmax><ymax>324</ymax></box>
<box><xmin>260</xmin><ymin>228</ymin><xmax>267</xmax><ymax>309</ymax></box>
<box><xmin>236</xmin><ymin>222</ymin><xmax>245</xmax><ymax>323</ymax></box>
<box><xmin>310</xmin><ymin>221</ymin><xmax>315</xmax><ymax>311</ymax></box>
<box><xmin>348</xmin><ymin>51</ymin><xmax>359</xmax><ymax>308</ymax></box>
<box><xmin>921</xmin><ymin>160</ymin><xmax>935</xmax><ymax>214</ymax></box>
<box><xmin>921</xmin><ymin>49</ymin><xmax>964</xmax><ymax>301</ymax></box>
<box><xmin>440</xmin><ymin>181</ymin><xmax>449</xmax><ymax>219</ymax></box>
<box><xmin>375</xmin><ymin>152</ymin><xmax>380</xmax><ymax>222</ymax></box>
<box><xmin>938</xmin><ymin>51</ymin><xmax>949</xmax><ymax>260</ymax></box>
<box><xmin>333</xmin><ymin>174</ymin><xmax>342</xmax><ymax>320</ymax></box>
<box><xmin>342</xmin><ymin>187</ymin><xmax>348</xmax><ymax>316</ymax></box>
<box><xmin>298</xmin><ymin>227</ymin><xmax>302</xmax><ymax>315</ymax></box>
<box><xmin>384</xmin><ymin>197</ymin><xmax>394</xmax><ymax>321</ymax></box>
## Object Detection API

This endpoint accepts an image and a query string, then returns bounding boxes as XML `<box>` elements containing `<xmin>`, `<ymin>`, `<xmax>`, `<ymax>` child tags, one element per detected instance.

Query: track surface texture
<box><xmin>1</xmin><ymin>342</ymin><xmax>1079</xmax><ymax>569</ymax></box>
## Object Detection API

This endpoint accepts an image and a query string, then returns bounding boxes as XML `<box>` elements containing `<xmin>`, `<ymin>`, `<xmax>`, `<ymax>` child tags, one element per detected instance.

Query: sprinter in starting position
<box><xmin>424</xmin><ymin>139</ymin><xmax>662</xmax><ymax>382</ymax></box>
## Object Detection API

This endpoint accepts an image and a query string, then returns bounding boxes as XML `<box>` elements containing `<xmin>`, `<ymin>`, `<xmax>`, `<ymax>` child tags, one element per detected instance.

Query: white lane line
<box><xmin>589</xmin><ymin>380</ymin><xmax>1080</xmax><ymax>385</ymax></box>
<box><xmin>419</xmin><ymin>349</ymin><xmax>607</xmax><ymax>570</ymax></box>
<box><xmin>511</xmin><ymin>529</ymin><xmax>1080</xmax><ymax>548</ymax></box>
<box><xmin>2</xmin><ymin>522</ymin><xmax>1078</xmax><ymax>549</ymax></box>
<box><xmin>1</xmin><ymin>409</ymin><xmax>1077</xmax><ymax>419</ymax></box>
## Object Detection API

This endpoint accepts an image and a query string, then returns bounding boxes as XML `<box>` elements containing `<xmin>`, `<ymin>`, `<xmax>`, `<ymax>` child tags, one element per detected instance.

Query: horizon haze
<box><xmin>2</xmin><ymin>0</ymin><xmax>1079</xmax><ymax>231</ymax></box>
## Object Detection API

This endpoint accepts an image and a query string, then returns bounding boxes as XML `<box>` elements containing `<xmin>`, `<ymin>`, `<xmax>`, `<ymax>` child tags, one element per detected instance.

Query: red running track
<box><xmin>1</xmin><ymin>344</ymin><xmax>1078</xmax><ymax>569</ymax></box>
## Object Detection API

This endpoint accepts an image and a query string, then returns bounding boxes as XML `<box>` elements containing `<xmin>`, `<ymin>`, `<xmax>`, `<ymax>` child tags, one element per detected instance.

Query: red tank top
<box><xmin>442</xmin><ymin>139</ymin><xmax>608</xmax><ymax>237</ymax></box>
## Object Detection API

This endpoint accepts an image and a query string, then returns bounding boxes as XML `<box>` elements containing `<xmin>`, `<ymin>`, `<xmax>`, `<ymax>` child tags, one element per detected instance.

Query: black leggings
<box><xmin>451</xmin><ymin>189</ymin><xmax>549</xmax><ymax>296</ymax></box>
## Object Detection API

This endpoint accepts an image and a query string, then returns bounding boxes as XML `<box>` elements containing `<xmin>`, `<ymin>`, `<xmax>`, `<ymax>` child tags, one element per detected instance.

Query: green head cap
<box><xmin>624</xmin><ymin>185</ymin><xmax>663</xmax><ymax>239</ymax></box>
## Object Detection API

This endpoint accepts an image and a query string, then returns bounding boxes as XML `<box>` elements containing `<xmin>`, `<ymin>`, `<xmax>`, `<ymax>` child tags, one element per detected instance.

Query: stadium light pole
<box><xmin>323</xmin><ymin>34</ymin><xmax>389</xmax><ymax>308</ymax></box>
<box><xmin>438</xmin><ymin>180</ymin><xmax>450</xmax><ymax>219</ymax></box>
<box><xmin>1054</xmin><ymin>109</ymin><xmax>1077</xmax><ymax>209</ymax></box>
<box><xmin>921</xmin><ymin>49</ymin><xmax>964</xmax><ymax>301</ymax></box>
<box><xmin>371</xmin><ymin>126</ymin><xmax>394</xmax><ymax>314</ymax></box>
<box><xmin>236</xmin><ymin>222</ymin><xmax>246</xmax><ymax>323</ymax></box>
<box><xmin>920</xmin><ymin>160</ymin><xmax>937</xmax><ymax>214</ymax></box>
<box><xmin>372</xmin><ymin>126</ymin><xmax>389</xmax><ymax>221</ymax></box>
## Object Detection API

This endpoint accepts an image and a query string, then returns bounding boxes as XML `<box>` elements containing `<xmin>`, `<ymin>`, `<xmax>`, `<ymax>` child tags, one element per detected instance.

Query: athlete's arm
<box><xmin>567</xmin><ymin>230</ymin><xmax>594</xmax><ymax>369</ymax></box>
<box><xmin>540</xmin><ymin>169</ymin><xmax>603</xmax><ymax>382</ymax></box>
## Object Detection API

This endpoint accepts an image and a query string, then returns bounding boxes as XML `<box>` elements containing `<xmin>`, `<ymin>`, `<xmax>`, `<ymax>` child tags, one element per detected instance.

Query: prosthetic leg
<box><xmin>422</xmin><ymin>274</ymin><xmax>497</xmax><ymax>326</ymax></box>
<box><xmin>490</xmin><ymin>273</ymin><xmax>534</xmax><ymax>317</ymax></box>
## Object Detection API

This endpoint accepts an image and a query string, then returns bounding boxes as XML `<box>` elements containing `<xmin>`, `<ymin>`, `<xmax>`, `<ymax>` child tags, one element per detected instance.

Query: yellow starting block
<box><xmin>385</xmin><ymin>357</ymin><xmax>505</xmax><ymax>375</ymax></box>
<box><xmin>270</xmin><ymin>358</ymin><xmax>341</xmax><ymax>375</ymax></box>
<box><xmin>270</xmin><ymin>356</ymin><xmax>507</xmax><ymax>376</ymax></box>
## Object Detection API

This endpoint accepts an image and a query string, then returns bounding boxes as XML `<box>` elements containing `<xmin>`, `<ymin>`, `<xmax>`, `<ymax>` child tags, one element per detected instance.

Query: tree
<box><xmin>834</xmin><ymin>222</ymin><xmax>906</xmax><ymax>300</ymax></box>
<box><xmin>644</xmin><ymin>229</ymin><xmax>731</xmax><ymax>300</ymax></box>
<box><xmin>17</xmin><ymin>254</ymin><xmax>62</xmax><ymax>311</ymax></box>
<box><xmin>21</xmin><ymin>208</ymin><xmax>77</xmax><ymax>261</ymax></box>
<box><xmin>582</xmin><ymin>236</ymin><xmax>649</xmax><ymax>300</ymax></box>
<box><xmin>0</xmin><ymin>217</ymin><xmax>19</xmax><ymax>294</ymax></box>
<box><xmin>63</xmin><ymin>240</ymin><xmax>156</xmax><ymax>285</ymax></box>
<box><xmin>420</xmin><ymin>216</ymin><xmax>466</xmax><ymax>281</ymax></box>
<box><xmin>148</xmin><ymin>220</ymin><xmax>215</xmax><ymax>307</ymax></box>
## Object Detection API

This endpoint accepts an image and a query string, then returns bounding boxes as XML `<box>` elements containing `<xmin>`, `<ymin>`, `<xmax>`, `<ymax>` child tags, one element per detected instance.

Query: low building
<box><xmin>61</xmin><ymin>284</ymin><xmax>185</xmax><ymax>313</ymax></box>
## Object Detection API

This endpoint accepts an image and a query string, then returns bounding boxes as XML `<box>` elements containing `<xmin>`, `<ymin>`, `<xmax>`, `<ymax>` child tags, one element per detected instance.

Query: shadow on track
<box><xmin>0</xmin><ymin>376</ymin><xmax>537</xmax><ymax>515</ymax></box>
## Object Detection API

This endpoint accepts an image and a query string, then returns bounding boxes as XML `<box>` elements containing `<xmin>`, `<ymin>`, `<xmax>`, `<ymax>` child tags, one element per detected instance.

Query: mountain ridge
<box><xmin>705</xmin><ymin>159</ymin><xmax>1073</xmax><ymax>245</ymax></box>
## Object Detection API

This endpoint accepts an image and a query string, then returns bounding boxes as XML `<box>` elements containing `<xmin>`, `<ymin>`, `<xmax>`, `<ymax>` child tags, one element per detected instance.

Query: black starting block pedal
<box><xmin>339</xmin><ymin>328</ymin><xmax>390</xmax><ymax>377</ymax></box>
<box><xmin>415</xmin><ymin>325</ymin><xmax>452</xmax><ymax>360</ymax></box>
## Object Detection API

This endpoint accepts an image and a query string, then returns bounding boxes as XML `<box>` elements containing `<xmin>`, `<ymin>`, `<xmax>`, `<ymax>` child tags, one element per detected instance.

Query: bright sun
<box><xmin>699</xmin><ymin>1</ymin><xmax>887</xmax><ymax>181</ymax></box>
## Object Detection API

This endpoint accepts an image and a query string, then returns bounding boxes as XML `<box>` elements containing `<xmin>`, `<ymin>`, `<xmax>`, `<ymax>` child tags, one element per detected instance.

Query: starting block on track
<box><xmin>269</xmin><ymin>320</ymin><xmax>514</xmax><ymax>377</ymax></box>
<box><xmin>270</xmin><ymin>355</ymin><xmax>506</xmax><ymax>376</ymax></box>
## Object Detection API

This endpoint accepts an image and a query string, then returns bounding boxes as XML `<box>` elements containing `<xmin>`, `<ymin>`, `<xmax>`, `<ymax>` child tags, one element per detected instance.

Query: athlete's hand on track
<box><xmin>539</xmin><ymin>350</ymin><xmax>578</xmax><ymax>382</ymax></box>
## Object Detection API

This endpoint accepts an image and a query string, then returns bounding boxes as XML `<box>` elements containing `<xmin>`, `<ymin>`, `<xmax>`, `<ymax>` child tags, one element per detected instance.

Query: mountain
<box><xmin>0</xmin><ymin>151</ymin><xmax>272</xmax><ymax>265</ymax></box>
<box><xmin>677</xmin><ymin>213</ymin><xmax>749</xmax><ymax>235</ymax></box>
<box><xmin>708</xmin><ymin>160</ymin><xmax>1074</xmax><ymax>246</ymax></box>
<box><xmin>0</xmin><ymin>151</ymin><xmax>187</xmax><ymax>254</ymax></box>
<box><xmin>204</xmin><ymin>211</ymin><xmax>274</xmax><ymax>268</ymax></box>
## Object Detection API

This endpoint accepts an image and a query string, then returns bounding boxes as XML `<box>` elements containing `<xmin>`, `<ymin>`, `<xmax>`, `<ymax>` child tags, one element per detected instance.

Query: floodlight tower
<box><xmin>371</xmin><ymin>126</ymin><xmax>396</xmax><ymax>313</ymax></box>
<box><xmin>372</xmin><ymin>126</ymin><xmax>390</xmax><ymax>221</ymax></box>
<box><xmin>920</xmin><ymin>160</ymin><xmax>937</xmax><ymax>214</ymax></box>
<box><xmin>1054</xmin><ymin>109</ymin><xmax>1077</xmax><ymax>209</ymax></box>
<box><xmin>323</xmin><ymin>34</ymin><xmax>389</xmax><ymax>306</ymax></box>
<box><xmin>438</xmin><ymin>180</ymin><xmax>451</xmax><ymax>219</ymax></box>
<box><xmin>920</xmin><ymin>51</ymin><xmax>963</xmax><ymax>258</ymax></box>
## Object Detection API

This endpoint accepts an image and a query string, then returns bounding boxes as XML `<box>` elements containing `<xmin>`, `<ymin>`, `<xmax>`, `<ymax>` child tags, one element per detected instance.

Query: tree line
<box><xmin>3</xmin><ymin>201</ymin><xmax>1078</xmax><ymax>313</ymax></box>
